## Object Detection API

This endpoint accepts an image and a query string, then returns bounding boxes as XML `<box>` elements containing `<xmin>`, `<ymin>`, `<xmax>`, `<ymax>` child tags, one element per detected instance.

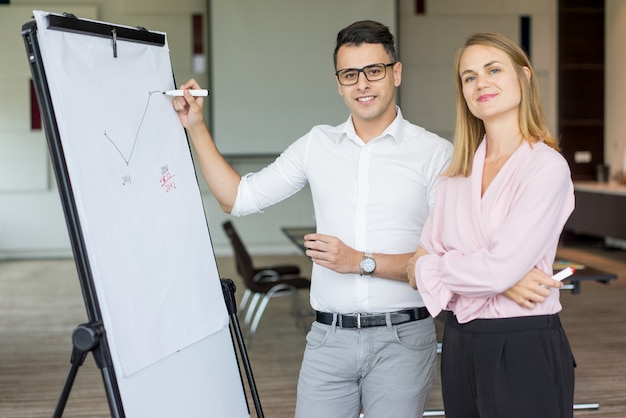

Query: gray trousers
<box><xmin>295</xmin><ymin>315</ymin><xmax>437</xmax><ymax>418</ymax></box>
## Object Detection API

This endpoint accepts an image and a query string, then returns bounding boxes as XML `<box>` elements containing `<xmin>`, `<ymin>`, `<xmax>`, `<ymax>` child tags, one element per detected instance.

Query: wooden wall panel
<box><xmin>558</xmin><ymin>0</ymin><xmax>605</xmax><ymax>181</ymax></box>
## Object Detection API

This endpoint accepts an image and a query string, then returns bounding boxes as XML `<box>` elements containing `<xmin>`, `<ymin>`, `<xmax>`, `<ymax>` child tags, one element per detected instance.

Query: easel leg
<box><xmin>222</xmin><ymin>278</ymin><xmax>264</xmax><ymax>418</ymax></box>
<box><xmin>53</xmin><ymin>323</ymin><xmax>124</xmax><ymax>418</ymax></box>
<box><xmin>54</xmin><ymin>346</ymin><xmax>88</xmax><ymax>417</ymax></box>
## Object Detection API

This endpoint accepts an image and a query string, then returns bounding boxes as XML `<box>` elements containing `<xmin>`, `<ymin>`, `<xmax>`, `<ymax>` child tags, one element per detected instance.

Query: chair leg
<box><xmin>239</xmin><ymin>288</ymin><xmax>252</xmax><ymax>314</ymax></box>
<box><xmin>249</xmin><ymin>293</ymin><xmax>272</xmax><ymax>337</ymax></box>
<box><xmin>238</xmin><ymin>288</ymin><xmax>252</xmax><ymax>323</ymax></box>
<box><xmin>244</xmin><ymin>293</ymin><xmax>261</xmax><ymax>329</ymax></box>
<box><xmin>249</xmin><ymin>285</ymin><xmax>295</xmax><ymax>337</ymax></box>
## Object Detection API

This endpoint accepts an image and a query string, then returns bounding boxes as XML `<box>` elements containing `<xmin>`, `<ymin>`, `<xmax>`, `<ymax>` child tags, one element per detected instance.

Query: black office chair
<box><xmin>222</xmin><ymin>221</ymin><xmax>311</xmax><ymax>338</ymax></box>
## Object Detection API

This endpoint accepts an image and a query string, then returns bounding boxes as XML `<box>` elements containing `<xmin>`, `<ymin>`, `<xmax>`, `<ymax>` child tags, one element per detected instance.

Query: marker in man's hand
<box><xmin>552</xmin><ymin>266</ymin><xmax>575</xmax><ymax>281</ymax></box>
<box><xmin>162</xmin><ymin>89</ymin><xmax>209</xmax><ymax>97</ymax></box>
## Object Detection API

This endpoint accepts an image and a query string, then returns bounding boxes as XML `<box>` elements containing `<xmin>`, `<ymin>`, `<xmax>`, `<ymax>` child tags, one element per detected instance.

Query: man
<box><xmin>173</xmin><ymin>20</ymin><xmax>452</xmax><ymax>418</ymax></box>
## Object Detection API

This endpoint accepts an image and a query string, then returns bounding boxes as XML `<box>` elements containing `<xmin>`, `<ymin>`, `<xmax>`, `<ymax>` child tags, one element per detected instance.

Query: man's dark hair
<box><xmin>333</xmin><ymin>20</ymin><xmax>397</xmax><ymax>69</ymax></box>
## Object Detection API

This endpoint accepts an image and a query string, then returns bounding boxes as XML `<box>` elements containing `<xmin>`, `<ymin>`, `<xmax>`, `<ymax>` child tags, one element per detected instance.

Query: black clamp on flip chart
<box><xmin>46</xmin><ymin>12</ymin><xmax>165</xmax><ymax>58</ymax></box>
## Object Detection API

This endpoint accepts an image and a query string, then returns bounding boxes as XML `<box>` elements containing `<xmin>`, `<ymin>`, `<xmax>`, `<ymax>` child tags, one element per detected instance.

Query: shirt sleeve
<box><xmin>231</xmin><ymin>135</ymin><xmax>310</xmax><ymax>217</ymax></box>
<box><xmin>424</xmin><ymin>140</ymin><xmax>453</xmax><ymax>211</ymax></box>
<box><xmin>414</xmin><ymin>177</ymin><xmax>455</xmax><ymax>317</ymax></box>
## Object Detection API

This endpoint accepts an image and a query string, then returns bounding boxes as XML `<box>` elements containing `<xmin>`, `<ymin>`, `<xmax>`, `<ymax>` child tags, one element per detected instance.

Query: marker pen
<box><xmin>162</xmin><ymin>89</ymin><xmax>209</xmax><ymax>97</ymax></box>
<box><xmin>552</xmin><ymin>266</ymin><xmax>575</xmax><ymax>281</ymax></box>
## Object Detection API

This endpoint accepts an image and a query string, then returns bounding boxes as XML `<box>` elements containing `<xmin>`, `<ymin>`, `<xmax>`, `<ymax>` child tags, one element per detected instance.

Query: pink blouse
<box><xmin>414</xmin><ymin>139</ymin><xmax>575</xmax><ymax>323</ymax></box>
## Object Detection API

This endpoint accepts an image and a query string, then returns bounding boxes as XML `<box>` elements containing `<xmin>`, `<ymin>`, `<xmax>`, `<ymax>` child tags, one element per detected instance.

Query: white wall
<box><xmin>398</xmin><ymin>0</ymin><xmax>557</xmax><ymax>142</ymax></box>
<box><xmin>0</xmin><ymin>5</ymin><xmax>99</xmax><ymax>258</ymax></box>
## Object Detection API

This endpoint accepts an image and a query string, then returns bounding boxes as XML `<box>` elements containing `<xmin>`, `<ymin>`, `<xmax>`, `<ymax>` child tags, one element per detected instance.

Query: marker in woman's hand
<box><xmin>552</xmin><ymin>266</ymin><xmax>575</xmax><ymax>281</ymax></box>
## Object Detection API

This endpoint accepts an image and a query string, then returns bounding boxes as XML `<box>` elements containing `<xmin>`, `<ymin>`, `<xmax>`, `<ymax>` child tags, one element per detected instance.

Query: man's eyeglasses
<box><xmin>335</xmin><ymin>63</ymin><xmax>396</xmax><ymax>86</ymax></box>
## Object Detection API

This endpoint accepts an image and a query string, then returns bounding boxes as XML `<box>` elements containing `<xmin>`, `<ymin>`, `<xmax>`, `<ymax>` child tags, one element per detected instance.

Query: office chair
<box><xmin>222</xmin><ymin>221</ymin><xmax>311</xmax><ymax>338</ymax></box>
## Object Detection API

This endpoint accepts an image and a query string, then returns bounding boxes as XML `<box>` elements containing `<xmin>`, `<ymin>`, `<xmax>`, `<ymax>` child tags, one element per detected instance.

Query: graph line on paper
<box><xmin>103</xmin><ymin>90</ymin><xmax>161</xmax><ymax>166</ymax></box>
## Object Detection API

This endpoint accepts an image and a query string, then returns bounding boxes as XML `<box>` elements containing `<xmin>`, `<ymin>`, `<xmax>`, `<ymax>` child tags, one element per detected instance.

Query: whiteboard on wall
<box><xmin>209</xmin><ymin>0</ymin><xmax>397</xmax><ymax>155</ymax></box>
<box><xmin>24</xmin><ymin>11</ymin><xmax>249</xmax><ymax>417</ymax></box>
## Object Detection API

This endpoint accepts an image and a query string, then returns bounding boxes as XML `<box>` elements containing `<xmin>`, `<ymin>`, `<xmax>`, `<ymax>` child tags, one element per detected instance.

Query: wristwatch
<box><xmin>359</xmin><ymin>252</ymin><xmax>376</xmax><ymax>276</ymax></box>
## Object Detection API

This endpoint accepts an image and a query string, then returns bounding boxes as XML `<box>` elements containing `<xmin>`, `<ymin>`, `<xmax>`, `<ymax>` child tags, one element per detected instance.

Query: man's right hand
<box><xmin>170</xmin><ymin>78</ymin><xmax>241</xmax><ymax>213</ymax></box>
<box><xmin>172</xmin><ymin>78</ymin><xmax>206</xmax><ymax>131</ymax></box>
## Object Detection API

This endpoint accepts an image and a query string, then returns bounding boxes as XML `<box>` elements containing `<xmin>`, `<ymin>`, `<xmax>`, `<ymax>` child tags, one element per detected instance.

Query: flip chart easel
<box><xmin>22</xmin><ymin>11</ymin><xmax>260</xmax><ymax>417</ymax></box>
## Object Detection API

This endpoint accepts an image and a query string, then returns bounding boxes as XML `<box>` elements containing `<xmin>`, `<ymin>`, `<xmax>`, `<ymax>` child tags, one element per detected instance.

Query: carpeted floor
<box><xmin>0</xmin><ymin>244</ymin><xmax>625</xmax><ymax>417</ymax></box>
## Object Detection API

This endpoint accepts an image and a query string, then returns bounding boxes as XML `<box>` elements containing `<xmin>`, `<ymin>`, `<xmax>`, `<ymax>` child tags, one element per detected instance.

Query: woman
<box><xmin>408</xmin><ymin>33</ymin><xmax>576</xmax><ymax>418</ymax></box>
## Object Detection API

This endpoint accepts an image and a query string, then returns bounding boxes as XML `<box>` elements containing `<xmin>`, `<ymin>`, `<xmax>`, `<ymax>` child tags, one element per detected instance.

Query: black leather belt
<box><xmin>316</xmin><ymin>307</ymin><xmax>430</xmax><ymax>329</ymax></box>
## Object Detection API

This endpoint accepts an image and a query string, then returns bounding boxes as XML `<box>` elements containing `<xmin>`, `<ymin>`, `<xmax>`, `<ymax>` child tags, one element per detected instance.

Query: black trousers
<box><xmin>441</xmin><ymin>311</ymin><xmax>576</xmax><ymax>418</ymax></box>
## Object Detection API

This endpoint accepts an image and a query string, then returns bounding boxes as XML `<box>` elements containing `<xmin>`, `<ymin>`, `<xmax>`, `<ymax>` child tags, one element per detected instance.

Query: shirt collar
<box><xmin>338</xmin><ymin>106</ymin><xmax>404</xmax><ymax>146</ymax></box>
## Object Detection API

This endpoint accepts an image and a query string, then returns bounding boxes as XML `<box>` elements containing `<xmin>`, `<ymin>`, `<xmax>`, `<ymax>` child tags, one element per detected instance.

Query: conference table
<box><xmin>281</xmin><ymin>226</ymin><xmax>618</xmax><ymax>414</ymax></box>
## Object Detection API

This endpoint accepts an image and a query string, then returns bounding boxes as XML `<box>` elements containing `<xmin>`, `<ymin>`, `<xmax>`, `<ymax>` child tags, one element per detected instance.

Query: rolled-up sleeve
<box><xmin>231</xmin><ymin>173</ymin><xmax>265</xmax><ymax>216</ymax></box>
<box><xmin>230</xmin><ymin>137</ymin><xmax>310</xmax><ymax>217</ymax></box>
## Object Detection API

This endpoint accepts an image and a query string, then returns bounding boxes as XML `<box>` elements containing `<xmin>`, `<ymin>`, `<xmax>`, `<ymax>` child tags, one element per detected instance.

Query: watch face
<box><xmin>361</xmin><ymin>257</ymin><xmax>376</xmax><ymax>273</ymax></box>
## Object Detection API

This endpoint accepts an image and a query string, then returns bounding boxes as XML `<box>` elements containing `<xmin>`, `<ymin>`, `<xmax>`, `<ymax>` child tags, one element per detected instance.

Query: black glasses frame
<box><xmin>335</xmin><ymin>62</ymin><xmax>396</xmax><ymax>86</ymax></box>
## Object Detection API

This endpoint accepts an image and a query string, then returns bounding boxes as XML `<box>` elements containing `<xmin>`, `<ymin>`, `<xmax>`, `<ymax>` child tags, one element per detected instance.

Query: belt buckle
<box><xmin>356</xmin><ymin>313</ymin><xmax>362</xmax><ymax>329</ymax></box>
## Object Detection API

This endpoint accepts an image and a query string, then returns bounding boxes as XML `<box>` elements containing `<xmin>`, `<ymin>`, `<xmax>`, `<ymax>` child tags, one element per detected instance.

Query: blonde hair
<box><xmin>445</xmin><ymin>32</ymin><xmax>559</xmax><ymax>177</ymax></box>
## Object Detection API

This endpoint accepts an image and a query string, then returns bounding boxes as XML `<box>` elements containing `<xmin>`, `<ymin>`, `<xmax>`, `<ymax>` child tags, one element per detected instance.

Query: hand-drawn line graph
<box><xmin>103</xmin><ymin>90</ymin><xmax>162</xmax><ymax>166</ymax></box>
